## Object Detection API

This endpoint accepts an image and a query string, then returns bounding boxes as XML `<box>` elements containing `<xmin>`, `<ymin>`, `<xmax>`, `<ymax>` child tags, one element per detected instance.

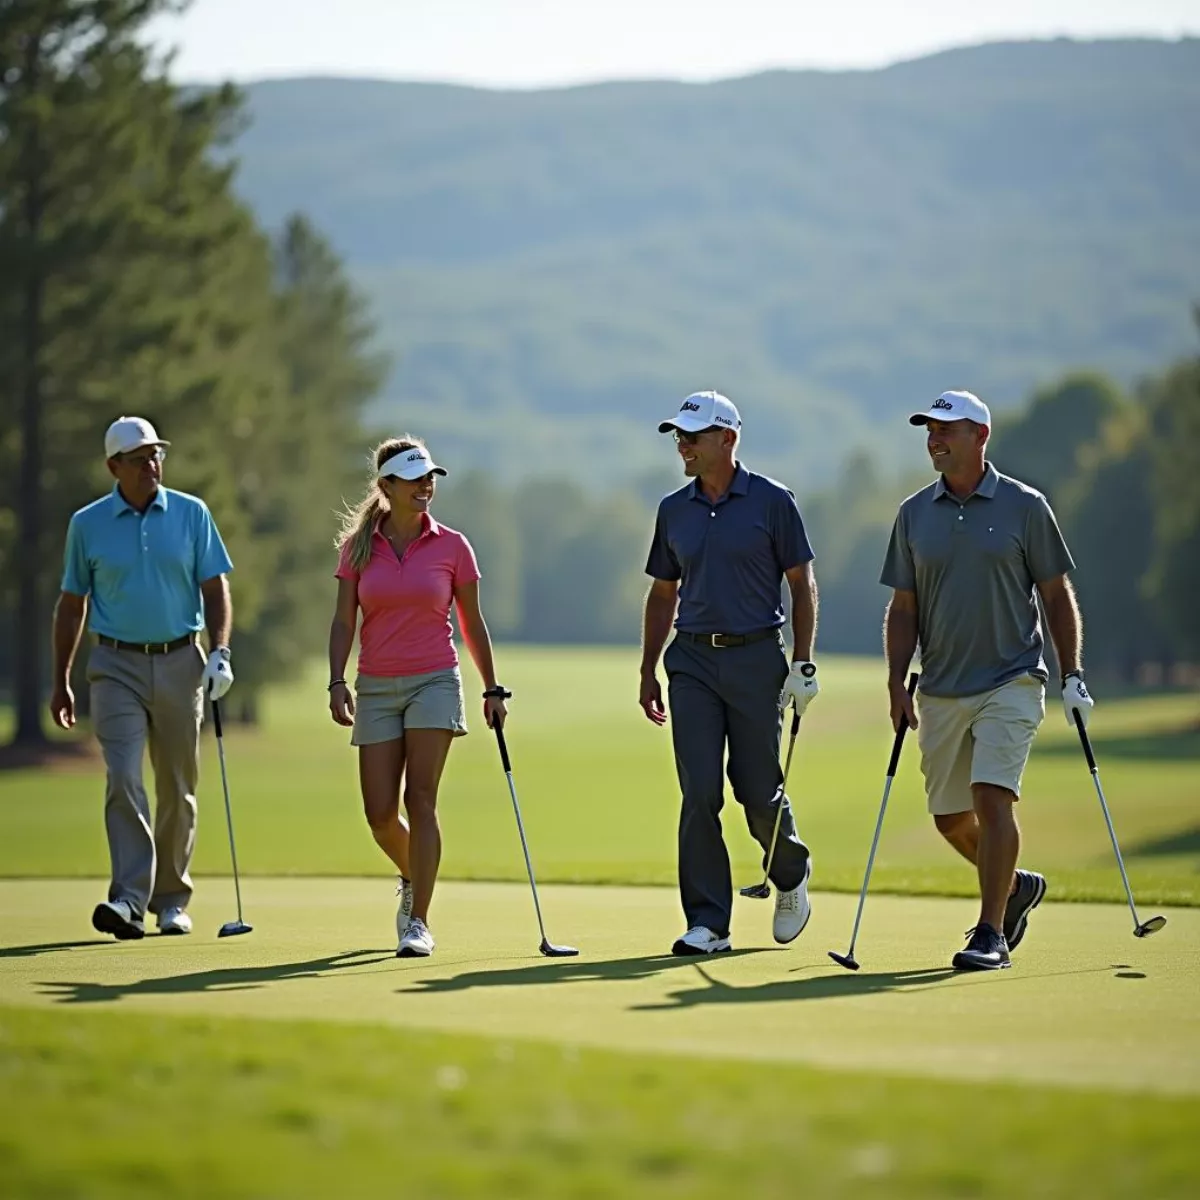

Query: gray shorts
<box><xmin>351</xmin><ymin>668</ymin><xmax>468</xmax><ymax>746</ymax></box>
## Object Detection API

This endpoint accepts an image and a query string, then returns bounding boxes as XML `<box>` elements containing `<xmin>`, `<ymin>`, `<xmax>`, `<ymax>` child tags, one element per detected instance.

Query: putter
<box><xmin>739</xmin><ymin>703</ymin><xmax>802</xmax><ymax>899</ymax></box>
<box><xmin>489</xmin><ymin>689</ymin><xmax>578</xmax><ymax>957</ymax></box>
<box><xmin>1073</xmin><ymin>711</ymin><xmax>1166</xmax><ymax>938</ymax></box>
<box><xmin>829</xmin><ymin>671</ymin><xmax>919</xmax><ymax>970</ymax></box>
<box><xmin>211</xmin><ymin>697</ymin><xmax>252</xmax><ymax>937</ymax></box>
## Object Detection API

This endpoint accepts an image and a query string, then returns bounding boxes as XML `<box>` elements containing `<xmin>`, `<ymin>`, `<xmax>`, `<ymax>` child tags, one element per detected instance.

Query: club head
<box><xmin>828</xmin><ymin>950</ymin><xmax>860</xmax><ymax>971</ymax></box>
<box><xmin>739</xmin><ymin>883</ymin><xmax>771</xmax><ymax>899</ymax></box>
<box><xmin>539</xmin><ymin>939</ymin><xmax>579</xmax><ymax>957</ymax></box>
<box><xmin>218</xmin><ymin>921</ymin><xmax>253</xmax><ymax>938</ymax></box>
<box><xmin>1134</xmin><ymin>916</ymin><xmax>1167</xmax><ymax>937</ymax></box>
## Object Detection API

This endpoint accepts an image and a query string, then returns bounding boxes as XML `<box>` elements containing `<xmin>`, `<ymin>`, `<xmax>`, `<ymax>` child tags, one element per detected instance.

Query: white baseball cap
<box><xmin>657</xmin><ymin>390</ymin><xmax>742</xmax><ymax>434</ymax></box>
<box><xmin>378</xmin><ymin>445</ymin><xmax>448</xmax><ymax>480</ymax></box>
<box><xmin>104</xmin><ymin>416</ymin><xmax>170</xmax><ymax>459</ymax></box>
<box><xmin>909</xmin><ymin>390</ymin><xmax>992</xmax><ymax>427</ymax></box>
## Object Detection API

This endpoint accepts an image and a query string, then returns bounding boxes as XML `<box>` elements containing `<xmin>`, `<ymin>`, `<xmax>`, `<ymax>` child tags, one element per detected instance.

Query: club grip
<box><xmin>211</xmin><ymin>696</ymin><xmax>223</xmax><ymax>738</ymax></box>
<box><xmin>789</xmin><ymin>707</ymin><xmax>801</xmax><ymax>737</ymax></box>
<box><xmin>1073</xmin><ymin>708</ymin><xmax>1096</xmax><ymax>772</ymax></box>
<box><xmin>493</xmin><ymin>722</ymin><xmax>512</xmax><ymax>773</ymax></box>
<box><xmin>886</xmin><ymin>671</ymin><xmax>920</xmax><ymax>777</ymax></box>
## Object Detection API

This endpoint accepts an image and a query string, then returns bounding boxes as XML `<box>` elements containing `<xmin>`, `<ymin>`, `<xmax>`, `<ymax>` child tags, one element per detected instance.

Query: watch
<box><xmin>1062</xmin><ymin>669</ymin><xmax>1085</xmax><ymax>685</ymax></box>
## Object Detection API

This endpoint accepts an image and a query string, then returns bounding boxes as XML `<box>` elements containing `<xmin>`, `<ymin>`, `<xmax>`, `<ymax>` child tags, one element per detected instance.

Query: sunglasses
<box><xmin>672</xmin><ymin>427</ymin><xmax>720</xmax><ymax>445</ymax></box>
<box><xmin>120</xmin><ymin>448</ymin><xmax>166</xmax><ymax>467</ymax></box>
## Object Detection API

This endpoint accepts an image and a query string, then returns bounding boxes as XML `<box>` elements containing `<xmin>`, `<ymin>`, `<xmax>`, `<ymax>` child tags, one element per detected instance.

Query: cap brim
<box><xmin>390</xmin><ymin>464</ymin><xmax>448</xmax><ymax>480</ymax></box>
<box><xmin>908</xmin><ymin>412</ymin><xmax>972</xmax><ymax>426</ymax></box>
<box><xmin>110</xmin><ymin>437</ymin><xmax>170</xmax><ymax>455</ymax></box>
<box><xmin>658</xmin><ymin>416</ymin><xmax>711</xmax><ymax>434</ymax></box>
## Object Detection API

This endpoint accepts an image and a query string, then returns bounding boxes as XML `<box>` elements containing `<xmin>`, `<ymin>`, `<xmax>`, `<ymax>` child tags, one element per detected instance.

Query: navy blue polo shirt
<box><xmin>645</xmin><ymin>464</ymin><xmax>814</xmax><ymax>634</ymax></box>
<box><xmin>61</xmin><ymin>485</ymin><xmax>234</xmax><ymax>644</ymax></box>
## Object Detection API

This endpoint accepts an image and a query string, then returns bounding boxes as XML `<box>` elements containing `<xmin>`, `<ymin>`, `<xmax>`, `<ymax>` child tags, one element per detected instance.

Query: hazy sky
<box><xmin>148</xmin><ymin>0</ymin><xmax>1200</xmax><ymax>89</ymax></box>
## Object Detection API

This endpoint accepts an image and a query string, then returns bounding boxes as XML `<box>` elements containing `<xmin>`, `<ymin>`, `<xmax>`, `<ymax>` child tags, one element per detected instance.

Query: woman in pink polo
<box><xmin>327</xmin><ymin>436</ymin><xmax>507</xmax><ymax>958</ymax></box>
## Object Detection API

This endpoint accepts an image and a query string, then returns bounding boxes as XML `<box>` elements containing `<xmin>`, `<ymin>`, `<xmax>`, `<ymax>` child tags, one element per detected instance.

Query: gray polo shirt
<box><xmin>880</xmin><ymin>463</ymin><xmax>1075</xmax><ymax>698</ymax></box>
<box><xmin>646</xmin><ymin>463</ymin><xmax>814</xmax><ymax>634</ymax></box>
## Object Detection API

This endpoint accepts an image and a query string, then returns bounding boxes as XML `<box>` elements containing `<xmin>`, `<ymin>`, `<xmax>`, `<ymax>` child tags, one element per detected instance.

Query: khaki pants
<box><xmin>87</xmin><ymin>641</ymin><xmax>205</xmax><ymax>918</ymax></box>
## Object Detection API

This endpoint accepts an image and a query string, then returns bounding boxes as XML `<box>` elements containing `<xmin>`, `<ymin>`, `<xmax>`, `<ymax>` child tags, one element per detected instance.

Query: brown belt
<box><xmin>675</xmin><ymin>629</ymin><xmax>779</xmax><ymax>649</ymax></box>
<box><xmin>97</xmin><ymin>633</ymin><xmax>196</xmax><ymax>655</ymax></box>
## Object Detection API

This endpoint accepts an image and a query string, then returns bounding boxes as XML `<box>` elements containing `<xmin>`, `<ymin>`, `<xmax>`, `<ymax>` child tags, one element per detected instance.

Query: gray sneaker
<box><xmin>92</xmin><ymin>899</ymin><xmax>144</xmax><ymax>941</ymax></box>
<box><xmin>1004</xmin><ymin>871</ymin><xmax>1047</xmax><ymax>952</ymax></box>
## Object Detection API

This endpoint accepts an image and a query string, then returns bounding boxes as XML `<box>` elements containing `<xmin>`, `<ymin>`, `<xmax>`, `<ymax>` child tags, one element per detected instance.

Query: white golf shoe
<box><xmin>398</xmin><ymin>917</ymin><xmax>435</xmax><ymax>958</ymax></box>
<box><xmin>395</xmin><ymin>877</ymin><xmax>414</xmax><ymax>946</ymax></box>
<box><xmin>671</xmin><ymin>926</ymin><xmax>732</xmax><ymax>956</ymax></box>
<box><xmin>156</xmin><ymin>906</ymin><xmax>193</xmax><ymax>936</ymax></box>
<box><xmin>772</xmin><ymin>857</ymin><xmax>812</xmax><ymax>944</ymax></box>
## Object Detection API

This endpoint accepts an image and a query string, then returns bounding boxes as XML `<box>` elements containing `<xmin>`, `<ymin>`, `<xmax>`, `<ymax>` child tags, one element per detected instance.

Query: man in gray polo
<box><xmin>881</xmin><ymin>390</ymin><xmax>1093</xmax><ymax>970</ymax></box>
<box><xmin>49</xmin><ymin>417</ymin><xmax>236</xmax><ymax>941</ymax></box>
<box><xmin>640</xmin><ymin>390</ymin><xmax>820</xmax><ymax>955</ymax></box>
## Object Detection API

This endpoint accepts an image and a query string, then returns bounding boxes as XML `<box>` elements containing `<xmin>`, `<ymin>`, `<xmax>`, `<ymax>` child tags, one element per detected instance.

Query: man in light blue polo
<box><xmin>50</xmin><ymin>417</ymin><xmax>236</xmax><ymax>941</ymax></box>
<box><xmin>881</xmin><ymin>390</ymin><xmax>1093</xmax><ymax>971</ymax></box>
<box><xmin>640</xmin><ymin>391</ymin><xmax>820</xmax><ymax>955</ymax></box>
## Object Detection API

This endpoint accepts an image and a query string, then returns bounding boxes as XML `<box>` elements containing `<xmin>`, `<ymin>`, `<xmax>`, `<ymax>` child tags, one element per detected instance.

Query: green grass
<box><xmin>1</xmin><ymin>650</ymin><xmax>1197</xmax><ymax>904</ymax></box>
<box><xmin>2</xmin><ymin>1003</ymin><xmax>1197</xmax><ymax>1200</ymax></box>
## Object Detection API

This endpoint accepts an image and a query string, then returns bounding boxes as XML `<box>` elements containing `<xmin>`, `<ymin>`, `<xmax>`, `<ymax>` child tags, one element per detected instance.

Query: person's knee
<box><xmin>934</xmin><ymin>811</ymin><xmax>973</xmax><ymax>841</ymax></box>
<box><xmin>105</xmin><ymin>760</ymin><xmax>145</xmax><ymax>801</ymax></box>
<box><xmin>404</xmin><ymin>784</ymin><xmax>440</xmax><ymax>825</ymax></box>
<box><xmin>972</xmin><ymin>783</ymin><xmax>1016</xmax><ymax>824</ymax></box>
<box><xmin>362</xmin><ymin>796</ymin><xmax>399</xmax><ymax>834</ymax></box>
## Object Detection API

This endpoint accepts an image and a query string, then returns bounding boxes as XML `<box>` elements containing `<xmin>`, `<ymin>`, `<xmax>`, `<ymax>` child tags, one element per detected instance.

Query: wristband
<box><xmin>327</xmin><ymin>678</ymin><xmax>347</xmax><ymax>691</ymax></box>
<box><xmin>483</xmin><ymin>685</ymin><xmax>512</xmax><ymax>700</ymax></box>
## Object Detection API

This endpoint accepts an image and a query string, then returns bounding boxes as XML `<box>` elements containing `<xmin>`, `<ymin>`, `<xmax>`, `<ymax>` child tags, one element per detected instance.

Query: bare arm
<box><xmin>884</xmin><ymin>589</ymin><xmax>920</xmax><ymax>731</ymax></box>
<box><xmin>200</xmin><ymin>574</ymin><xmax>232</xmax><ymax>648</ymax></box>
<box><xmin>1036</xmin><ymin>573</ymin><xmax>1082</xmax><ymax>680</ymax></box>
<box><xmin>784</xmin><ymin>562</ymin><xmax>818</xmax><ymax>662</ymax></box>
<box><xmin>327</xmin><ymin>578</ymin><xmax>359</xmax><ymax>725</ymax></box>
<box><xmin>639</xmin><ymin>579</ymin><xmax>679</xmax><ymax>725</ymax></box>
<box><xmin>455</xmin><ymin>580</ymin><xmax>506</xmax><ymax>728</ymax></box>
<box><xmin>49</xmin><ymin>592</ymin><xmax>88</xmax><ymax>729</ymax></box>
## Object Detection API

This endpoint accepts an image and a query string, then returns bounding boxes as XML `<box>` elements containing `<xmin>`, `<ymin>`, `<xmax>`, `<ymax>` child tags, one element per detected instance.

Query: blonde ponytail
<box><xmin>335</xmin><ymin>435</ymin><xmax>427</xmax><ymax>573</ymax></box>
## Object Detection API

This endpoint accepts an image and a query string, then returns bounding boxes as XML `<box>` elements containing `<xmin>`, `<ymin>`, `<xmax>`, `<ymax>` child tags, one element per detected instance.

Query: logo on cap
<box><xmin>681</xmin><ymin>401</ymin><xmax>701</xmax><ymax>413</ymax></box>
<box><xmin>931</xmin><ymin>397</ymin><xmax>955</xmax><ymax>411</ymax></box>
<box><xmin>406</xmin><ymin>451</ymin><xmax>425</xmax><ymax>462</ymax></box>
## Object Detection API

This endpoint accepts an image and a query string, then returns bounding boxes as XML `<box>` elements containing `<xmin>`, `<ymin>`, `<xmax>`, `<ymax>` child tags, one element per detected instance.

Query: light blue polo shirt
<box><xmin>61</xmin><ymin>485</ymin><xmax>234</xmax><ymax>644</ymax></box>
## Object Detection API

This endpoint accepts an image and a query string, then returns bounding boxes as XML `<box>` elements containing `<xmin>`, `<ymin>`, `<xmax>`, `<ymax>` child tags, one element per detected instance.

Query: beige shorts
<box><xmin>915</xmin><ymin>674</ymin><xmax>1046</xmax><ymax>816</ymax></box>
<box><xmin>351</xmin><ymin>668</ymin><xmax>467</xmax><ymax>747</ymax></box>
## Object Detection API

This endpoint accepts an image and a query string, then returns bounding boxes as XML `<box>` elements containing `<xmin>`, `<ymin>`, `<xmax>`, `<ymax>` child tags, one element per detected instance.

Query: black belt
<box><xmin>676</xmin><ymin>629</ymin><xmax>780</xmax><ymax>649</ymax></box>
<box><xmin>97</xmin><ymin>633</ymin><xmax>196</xmax><ymax>655</ymax></box>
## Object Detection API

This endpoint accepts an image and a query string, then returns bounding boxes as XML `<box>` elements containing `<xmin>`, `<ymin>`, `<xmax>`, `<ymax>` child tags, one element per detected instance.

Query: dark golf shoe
<box><xmin>952</xmin><ymin>923</ymin><xmax>1011</xmax><ymax>971</ymax></box>
<box><xmin>1004</xmin><ymin>870</ymin><xmax>1047</xmax><ymax>952</ymax></box>
<box><xmin>92</xmin><ymin>899</ymin><xmax>145</xmax><ymax>941</ymax></box>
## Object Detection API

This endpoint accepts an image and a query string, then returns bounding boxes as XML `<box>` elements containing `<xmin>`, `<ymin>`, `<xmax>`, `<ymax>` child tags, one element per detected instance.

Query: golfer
<box><xmin>640</xmin><ymin>391</ymin><xmax>820</xmax><ymax>955</ymax></box>
<box><xmin>328</xmin><ymin>436</ymin><xmax>507</xmax><ymax>958</ymax></box>
<box><xmin>50</xmin><ymin>416</ymin><xmax>235</xmax><ymax>940</ymax></box>
<box><xmin>881</xmin><ymin>390</ymin><xmax>1093</xmax><ymax>971</ymax></box>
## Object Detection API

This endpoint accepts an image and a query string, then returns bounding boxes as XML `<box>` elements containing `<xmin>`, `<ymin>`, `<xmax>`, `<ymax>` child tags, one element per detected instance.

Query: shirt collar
<box><xmin>111</xmin><ymin>484</ymin><xmax>167</xmax><ymax>515</ymax></box>
<box><xmin>932</xmin><ymin>462</ymin><xmax>999</xmax><ymax>503</ymax></box>
<box><xmin>373</xmin><ymin>512</ymin><xmax>441</xmax><ymax>541</ymax></box>
<box><xmin>688</xmin><ymin>462</ymin><xmax>751</xmax><ymax>503</ymax></box>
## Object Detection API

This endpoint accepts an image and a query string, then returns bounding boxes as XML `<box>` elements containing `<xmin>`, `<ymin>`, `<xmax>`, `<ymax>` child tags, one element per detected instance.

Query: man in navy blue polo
<box><xmin>640</xmin><ymin>391</ymin><xmax>820</xmax><ymax>955</ymax></box>
<box><xmin>49</xmin><ymin>417</ymin><xmax>236</xmax><ymax>941</ymax></box>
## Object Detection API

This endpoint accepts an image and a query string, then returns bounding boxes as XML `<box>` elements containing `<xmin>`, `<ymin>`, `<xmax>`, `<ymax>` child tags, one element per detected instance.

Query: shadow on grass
<box><xmin>1122</xmin><ymin>824</ymin><xmax>1200</xmax><ymax>860</ymax></box>
<box><xmin>38</xmin><ymin>949</ymin><xmax>391</xmax><ymax>1005</ymax></box>
<box><xmin>633</xmin><ymin>962</ymin><xmax>1130</xmax><ymax>1011</ymax></box>
<box><xmin>0</xmin><ymin>939</ymin><xmax>112</xmax><ymax>959</ymax></box>
<box><xmin>1038</xmin><ymin>725</ymin><xmax>1200</xmax><ymax>762</ymax></box>
<box><xmin>399</xmin><ymin>950</ymin><xmax>768</xmax><ymax>994</ymax></box>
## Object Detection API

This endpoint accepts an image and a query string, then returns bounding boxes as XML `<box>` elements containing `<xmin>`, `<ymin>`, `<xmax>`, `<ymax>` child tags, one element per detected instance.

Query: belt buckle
<box><xmin>710</xmin><ymin>633</ymin><xmax>726</xmax><ymax>649</ymax></box>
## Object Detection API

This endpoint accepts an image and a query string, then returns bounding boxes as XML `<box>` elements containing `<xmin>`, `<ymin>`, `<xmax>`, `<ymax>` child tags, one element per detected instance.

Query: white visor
<box><xmin>378</xmin><ymin>447</ymin><xmax>447</xmax><ymax>480</ymax></box>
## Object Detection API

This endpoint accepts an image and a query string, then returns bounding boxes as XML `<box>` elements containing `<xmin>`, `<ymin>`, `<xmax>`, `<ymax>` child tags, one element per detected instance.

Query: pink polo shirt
<box><xmin>336</xmin><ymin>515</ymin><xmax>482</xmax><ymax>677</ymax></box>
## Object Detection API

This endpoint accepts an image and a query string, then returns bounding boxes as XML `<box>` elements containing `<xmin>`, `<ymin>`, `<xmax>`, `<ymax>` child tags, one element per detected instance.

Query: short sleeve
<box><xmin>334</xmin><ymin>539</ymin><xmax>360</xmax><ymax>583</ymax></box>
<box><xmin>454</xmin><ymin>534</ymin><xmax>482</xmax><ymax>586</ymax></box>
<box><xmin>644</xmin><ymin>508</ymin><xmax>680</xmax><ymax>581</ymax></box>
<box><xmin>61</xmin><ymin>515</ymin><xmax>92</xmax><ymax>597</ymax></box>
<box><xmin>880</xmin><ymin>509</ymin><xmax>916</xmax><ymax>591</ymax></box>
<box><xmin>193</xmin><ymin>502</ymin><xmax>234</xmax><ymax>583</ymax></box>
<box><xmin>1025</xmin><ymin>494</ymin><xmax>1076</xmax><ymax>583</ymax></box>
<box><xmin>772</xmin><ymin>488</ymin><xmax>815</xmax><ymax>570</ymax></box>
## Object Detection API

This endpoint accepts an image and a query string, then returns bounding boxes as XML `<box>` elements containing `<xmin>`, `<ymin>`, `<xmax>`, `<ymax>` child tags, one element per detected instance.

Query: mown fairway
<box><xmin>1</xmin><ymin>650</ymin><xmax>1196</xmax><ymax>903</ymax></box>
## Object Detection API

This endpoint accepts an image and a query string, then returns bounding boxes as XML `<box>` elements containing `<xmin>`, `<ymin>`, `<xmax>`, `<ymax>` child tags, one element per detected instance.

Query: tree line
<box><xmin>1</xmin><ymin>1</ymin><xmax>381</xmax><ymax>746</ymax></box>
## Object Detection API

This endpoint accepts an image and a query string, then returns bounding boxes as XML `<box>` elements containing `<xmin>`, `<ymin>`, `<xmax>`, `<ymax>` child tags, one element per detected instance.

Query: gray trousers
<box><xmin>87</xmin><ymin>641</ymin><xmax>205</xmax><ymax>919</ymax></box>
<box><xmin>664</xmin><ymin>632</ymin><xmax>810</xmax><ymax>937</ymax></box>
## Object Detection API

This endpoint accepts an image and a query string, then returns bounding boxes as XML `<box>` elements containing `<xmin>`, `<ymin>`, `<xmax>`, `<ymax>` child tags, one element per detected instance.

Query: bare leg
<box><xmin>359</xmin><ymin>739</ymin><xmax>412</xmax><ymax>877</ymax></box>
<box><xmin>972</xmin><ymin>784</ymin><xmax>1020</xmax><ymax>932</ymax></box>
<box><xmin>935</xmin><ymin>810</ymin><xmax>1017</xmax><ymax>898</ymax></box>
<box><xmin>403</xmin><ymin>729</ymin><xmax>455</xmax><ymax>923</ymax></box>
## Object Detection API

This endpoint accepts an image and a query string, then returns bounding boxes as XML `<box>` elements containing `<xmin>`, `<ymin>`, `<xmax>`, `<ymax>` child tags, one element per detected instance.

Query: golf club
<box><xmin>1073</xmin><ymin>710</ymin><xmax>1166</xmax><ymax>938</ymax></box>
<box><xmin>211</xmin><ymin>697</ymin><xmax>252</xmax><ymax>937</ymax></box>
<box><xmin>489</xmin><ymin>688</ymin><xmax>578</xmax><ymax>957</ymax></box>
<box><xmin>829</xmin><ymin>670</ymin><xmax>919</xmax><ymax>970</ymax></box>
<box><xmin>739</xmin><ymin>703</ymin><xmax>802</xmax><ymax>899</ymax></box>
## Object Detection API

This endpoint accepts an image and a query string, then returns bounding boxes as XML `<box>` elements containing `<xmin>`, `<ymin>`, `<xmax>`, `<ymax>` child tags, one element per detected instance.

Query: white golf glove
<box><xmin>1062</xmin><ymin>672</ymin><xmax>1093</xmax><ymax>729</ymax></box>
<box><xmin>780</xmin><ymin>660</ymin><xmax>819</xmax><ymax>715</ymax></box>
<box><xmin>203</xmin><ymin>647</ymin><xmax>234</xmax><ymax>701</ymax></box>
